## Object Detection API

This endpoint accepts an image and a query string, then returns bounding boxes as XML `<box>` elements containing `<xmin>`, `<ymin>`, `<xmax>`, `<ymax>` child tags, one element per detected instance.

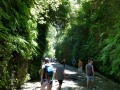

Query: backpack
<box><xmin>44</xmin><ymin>65</ymin><xmax>53</xmax><ymax>78</ymax></box>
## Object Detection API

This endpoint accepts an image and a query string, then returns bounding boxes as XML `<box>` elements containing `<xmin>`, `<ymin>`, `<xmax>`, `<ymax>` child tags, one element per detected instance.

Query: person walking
<box><xmin>72</xmin><ymin>58</ymin><xmax>76</xmax><ymax>67</ymax></box>
<box><xmin>54</xmin><ymin>62</ymin><xmax>65</xmax><ymax>90</ymax></box>
<box><xmin>61</xmin><ymin>58</ymin><xmax>66</xmax><ymax>67</ymax></box>
<box><xmin>86</xmin><ymin>60</ymin><xmax>95</xmax><ymax>88</ymax></box>
<box><xmin>40</xmin><ymin>58</ymin><xmax>54</xmax><ymax>90</ymax></box>
<box><xmin>78</xmin><ymin>58</ymin><xmax>83</xmax><ymax>74</ymax></box>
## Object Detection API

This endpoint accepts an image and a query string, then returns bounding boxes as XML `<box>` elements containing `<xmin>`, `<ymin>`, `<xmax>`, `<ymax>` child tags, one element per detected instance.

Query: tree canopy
<box><xmin>0</xmin><ymin>0</ymin><xmax>120</xmax><ymax>89</ymax></box>
<box><xmin>55</xmin><ymin>0</ymin><xmax>120</xmax><ymax>82</ymax></box>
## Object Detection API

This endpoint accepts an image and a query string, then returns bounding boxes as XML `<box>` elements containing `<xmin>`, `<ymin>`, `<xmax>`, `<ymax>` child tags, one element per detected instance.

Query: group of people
<box><xmin>40</xmin><ymin>58</ymin><xmax>94</xmax><ymax>90</ymax></box>
<box><xmin>75</xmin><ymin>58</ymin><xmax>94</xmax><ymax>88</ymax></box>
<box><xmin>40</xmin><ymin>58</ymin><xmax>65</xmax><ymax>90</ymax></box>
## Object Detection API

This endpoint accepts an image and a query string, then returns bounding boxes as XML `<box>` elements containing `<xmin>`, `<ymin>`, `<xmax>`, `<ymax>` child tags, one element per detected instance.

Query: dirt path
<box><xmin>20</xmin><ymin>62</ymin><xmax>120</xmax><ymax>90</ymax></box>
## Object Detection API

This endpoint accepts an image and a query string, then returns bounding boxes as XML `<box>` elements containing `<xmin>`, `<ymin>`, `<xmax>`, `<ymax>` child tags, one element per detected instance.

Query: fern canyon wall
<box><xmin>0</xmin><ymin>0</ymin><xmax>120</xmax><ymax>89</ymax></box>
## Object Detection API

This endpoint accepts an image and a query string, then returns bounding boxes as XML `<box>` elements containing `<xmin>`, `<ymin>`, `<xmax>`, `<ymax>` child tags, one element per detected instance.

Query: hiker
<box><xmin>72</xmin><ymin>58</ymin><xmax>76</xmax><ymax>67</ymax></box>
<box><xmin>54</xmin><ymin>62</ymin><xmax>66</xmax><ymax>90</ymax></box>
<box><xmin>40</xmin><ymin>58</ymin><xmax>54</xmax><ymax>90</ymax></box>
<box><xmin>61</xmin><ymin>58</ymin><xmax>66</xmax><ymax>67</ymax></box>
<box><xmin>78</xmin><ymin>58</ymin><xmax>83</xmax><ymax>73</ymax></box>
<box><xmin>86</xmin><ymin>60</ymin><xmax>95</xmax><ymax>88</ymax></box>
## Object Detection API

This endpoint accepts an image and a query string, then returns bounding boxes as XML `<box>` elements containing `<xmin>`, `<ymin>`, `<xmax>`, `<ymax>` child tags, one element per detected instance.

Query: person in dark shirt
<box><xmin>72</xmin><ymin>58</ymin><xmax>76</xmax><ymax>67</ymax></box>
<box><xmin>86</xmin><ymin>60</ymin><xmax>94</xmax><ymax>88</ymax></box>
<box><xmin>54</xmin><ymin>62</ymin><xmax>65</xmax><ymax>90</ymax></box>
<box><xmin>61</xmin><ymin>58</ymin><xmax>66</xmax><ymax>67</ymax></box>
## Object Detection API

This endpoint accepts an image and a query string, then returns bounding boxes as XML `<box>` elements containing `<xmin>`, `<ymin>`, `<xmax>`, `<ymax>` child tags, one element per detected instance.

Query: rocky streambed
<box><xmin>20</xmin><ymin>63</ymin><xmax>120</xmax><ymax>90</ymax></box>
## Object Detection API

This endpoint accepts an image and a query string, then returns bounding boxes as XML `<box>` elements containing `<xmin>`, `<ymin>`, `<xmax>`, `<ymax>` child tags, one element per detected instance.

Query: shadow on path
<box><xmin>20</xmin><ymin>62</ymin><xmax>120</xmax><ymax>90</ymax></box>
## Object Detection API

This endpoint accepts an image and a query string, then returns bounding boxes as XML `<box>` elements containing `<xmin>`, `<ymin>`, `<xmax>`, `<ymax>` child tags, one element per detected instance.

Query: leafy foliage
<box><xmin>0</xmin><ymin>0</ymin><xmax>37</xmax><ymax>89</ymax></box>
<box><xmin>0</xmin><ymin>0</ymin><xmax>74</xmax><ymax>89</ymax></box>
<box><xmin>55</xmin><ymin>0</ymin><xmax>120</xmax><ymax>82</ymax></box>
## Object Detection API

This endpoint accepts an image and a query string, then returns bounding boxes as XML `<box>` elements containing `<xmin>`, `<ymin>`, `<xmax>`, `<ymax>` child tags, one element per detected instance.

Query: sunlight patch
<box><xmin>65</xmin><ymin>70</ymin><xmax>77</xmax><ymax>74</ymax></box>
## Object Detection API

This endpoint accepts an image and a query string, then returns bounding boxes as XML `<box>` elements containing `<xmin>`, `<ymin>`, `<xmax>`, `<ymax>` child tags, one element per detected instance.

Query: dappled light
<box><xmin>20</xmin><ymin>63</ymin><xmax>120</xmax><ymax>90</ymax></box>
<box><xmin>0</xmin><ymin>0</ymin><xmax>120</xmax><ymax>89</ymax></box>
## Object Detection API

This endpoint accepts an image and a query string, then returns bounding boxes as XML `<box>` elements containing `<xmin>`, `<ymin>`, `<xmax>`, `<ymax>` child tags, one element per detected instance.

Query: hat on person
<box><xmin>45</xmin><ymin>57</ymin><xmax>49</xmax><ymax>61</ymax></box>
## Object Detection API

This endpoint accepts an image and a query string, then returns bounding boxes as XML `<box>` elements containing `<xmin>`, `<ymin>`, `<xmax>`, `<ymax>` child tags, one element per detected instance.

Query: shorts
<box><xmin>41</xmin><ymin>79</ymin><xmax>53</xmax><ymax>90</ymax></box>
<box><xmin>58</xmin><ymin>80</ymin><xmax>63</xmax><ymax>85</ymax></box>
<box><xmin>87</xmin><ymin>76</ymin><xmax>94</xmax><ymax>82</ymax></box>
<box><xmin>78</xmin><ymin>67</ymin><xmax>82</xmax><ymax>72</ymax></box>
<box><xmin>41</xmin><ymin>79</ymin><xmax>53</xmax><ymax>85</ymax></box>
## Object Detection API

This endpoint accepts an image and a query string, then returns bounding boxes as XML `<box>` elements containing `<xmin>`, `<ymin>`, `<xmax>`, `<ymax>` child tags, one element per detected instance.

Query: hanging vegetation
<box><xmin>55</xmin><ymin>0</ymin><xmax>120</xmax><ymax>82</ymax></box>
<box><xmin>0</xmin><ymin>0</ymin><xmax>72</xmax><ymax>89</ymax></box>
<box><xmin>0</xmin><ymin>0</ymin><xmax>120</xmax><ymax>89</ymax></box>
